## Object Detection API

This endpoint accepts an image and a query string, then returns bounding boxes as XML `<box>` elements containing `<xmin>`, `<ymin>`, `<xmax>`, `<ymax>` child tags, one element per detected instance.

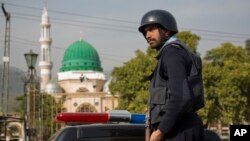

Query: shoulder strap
<box><xmin>156</xmin><ymin>40</ymin><xmax>202</xmax><ymax>80</ymax></box>
<box><xmin>169</xmin><ymin>40</ymin><xmax>201</xmax><ymax>77</ymax></box>
<box><xmin>158</xmin><ymin>40</ymin><xmax>204</xmax><ymax>111</ymax></box>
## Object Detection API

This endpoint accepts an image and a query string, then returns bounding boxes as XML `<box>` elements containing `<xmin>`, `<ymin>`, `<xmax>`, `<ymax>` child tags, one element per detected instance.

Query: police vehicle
<box><xmin>49</xmin><ymin>110</ymin><xmax>222</xmax><ymax>141</ymax></box>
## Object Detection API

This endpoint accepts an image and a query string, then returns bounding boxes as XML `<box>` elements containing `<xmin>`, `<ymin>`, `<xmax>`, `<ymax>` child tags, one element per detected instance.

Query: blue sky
<box><xmin>0</xmin><ymin>0</ymin><xmax>250</xmax><ymax>77</ymax></box>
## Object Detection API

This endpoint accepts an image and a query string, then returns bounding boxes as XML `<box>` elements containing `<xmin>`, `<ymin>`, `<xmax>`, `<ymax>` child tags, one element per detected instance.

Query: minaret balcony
<box><xmin>40</xmin><ymin>23</ymin><xmax>51</xmax><ymax>27</ymax></box>
<box><xmin>39</xmin><ymin>61</ymin><xmax>53</xmax><ymax>68</ymax></box>
<box><xmin>39</xmin><ymin>37</ymin><xmax>52</xmax><ymax>43</ymax></box>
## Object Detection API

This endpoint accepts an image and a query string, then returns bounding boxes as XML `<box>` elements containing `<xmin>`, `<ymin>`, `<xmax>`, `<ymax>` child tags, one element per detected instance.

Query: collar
<box><xmin>163</xmin><ymin>35</ymin><xmax>177</xmax><ymax>47</ymax></box>
<box><xmin>157</xmin><ymin>35</ymin><xmax>177</xmax><ymax>59</ymax></box>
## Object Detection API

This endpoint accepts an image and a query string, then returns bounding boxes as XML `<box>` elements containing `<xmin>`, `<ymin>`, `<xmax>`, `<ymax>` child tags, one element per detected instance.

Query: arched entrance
<box><xmin>76</xmin><ymin>103</ymin><xmax>97</xmax><ymax>112</ymax></box>
<box><xmin>7</xmin><ymin>122</ymin><xmax>23</xmax><ymax>141</ymax></box>
<box><xmin>76</xmin><ymin>87</ymin><xmax>89</xmax><ymax>92</ymax></box>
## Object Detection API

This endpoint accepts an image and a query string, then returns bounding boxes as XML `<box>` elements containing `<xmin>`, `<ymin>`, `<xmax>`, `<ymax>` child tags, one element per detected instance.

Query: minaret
<box><xmin>39</xmin><ymin>5</ymin><xmax>53</xmax><ymax>92</ymax></box>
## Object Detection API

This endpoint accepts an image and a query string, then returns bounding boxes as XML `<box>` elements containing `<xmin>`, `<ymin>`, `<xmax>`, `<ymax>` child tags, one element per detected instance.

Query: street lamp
<box><xmin>24</xmin><ymin>49</ymin><xmax>39</xmax><ymax>141</ymax></box>
<box><xmin>24</xmin><ymin>50</ymin><xmax>38</xmax><ymax>69</ymax></box>
<box><xmin>24</xmin><ymin>50</ymin><xmax>38</xmax><ymax>81</ymax></box>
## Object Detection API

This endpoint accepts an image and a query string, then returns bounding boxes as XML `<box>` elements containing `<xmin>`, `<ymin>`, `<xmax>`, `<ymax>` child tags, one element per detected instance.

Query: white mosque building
<box><xmin>0</xmin><ymin>4</ymin><xmax>118</xmax><ymax>141</ymax></box>
<box><xmin>39</xmin><ymin>5</ymin><xmax>118</xmax><ymax>113</ymax></box>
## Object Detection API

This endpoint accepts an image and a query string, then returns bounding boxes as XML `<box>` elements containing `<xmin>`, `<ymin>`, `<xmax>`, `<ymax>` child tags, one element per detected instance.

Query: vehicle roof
<box><xmin>53</xmin><ymin>123</ymin><xmax>145</xmax><ymax>141</ymax></box>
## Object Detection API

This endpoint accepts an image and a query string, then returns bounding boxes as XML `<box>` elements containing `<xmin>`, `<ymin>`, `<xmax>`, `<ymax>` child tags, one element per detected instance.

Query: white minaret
<box><xmin>39</xmin><ymin>5</ymin><xmax>53</xmax><ymax>92</ymax></box>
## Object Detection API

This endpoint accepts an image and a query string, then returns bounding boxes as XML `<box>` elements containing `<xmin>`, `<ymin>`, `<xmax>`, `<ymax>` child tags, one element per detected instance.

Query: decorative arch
<box><xmin>76</xmin><ymin>103</ymin><xmax>97</xmax><ymax>112</ymax></box>
<box><xmin>76</xmin><ymin>87</ymin><xmax>89</xmax><ymax>92</ymax></box>
<box><xmin>7</xmin><ymin>122</ymin><xmax>23</xmax><ymax>140</ymax></box>
<box><xmin>62</xmin><ymin>107</ymin><xmax>67</xmax><ymax>112</ymax></box>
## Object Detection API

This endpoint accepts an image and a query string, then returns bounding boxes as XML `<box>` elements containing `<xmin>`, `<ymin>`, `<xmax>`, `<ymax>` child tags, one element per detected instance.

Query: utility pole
<box><xmin>0</xmin><ymin>3</ymin><xmax>11</xmax><ymax>115</ymax></box>
<box><xmin>0</xmin><ymin>3</ymin><xmax>11</xmax><ymax>141</ymax></box>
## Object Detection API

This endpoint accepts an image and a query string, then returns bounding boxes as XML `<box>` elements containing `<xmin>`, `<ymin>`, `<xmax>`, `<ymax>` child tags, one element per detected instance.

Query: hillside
<box><xmin>0</xmin><ymin>65</ymin><xmax>24</xmax><ymax>112</ymax></box>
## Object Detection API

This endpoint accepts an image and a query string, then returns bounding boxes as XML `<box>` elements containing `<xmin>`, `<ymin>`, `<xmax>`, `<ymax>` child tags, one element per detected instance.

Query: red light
<box><xmin>55</xmin><ymin>112</ymin><xmax>109</xmax><ymax>123</ymax></box>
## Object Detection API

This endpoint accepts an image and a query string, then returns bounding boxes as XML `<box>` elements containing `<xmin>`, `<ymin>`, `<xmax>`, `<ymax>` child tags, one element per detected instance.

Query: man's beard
<box><xmin>150</xmin><ymin>40</ymin><xmax>164</xmax><ymax>50</ymax></box>
<box><xmin>149</xmin><ymin>30</ymin><xmax>169</xmax><ymax>50</ymax></box>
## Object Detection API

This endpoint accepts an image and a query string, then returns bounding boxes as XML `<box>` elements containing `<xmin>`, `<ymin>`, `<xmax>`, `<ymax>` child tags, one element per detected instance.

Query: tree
<box><xmin>40</xmin><ymin>94</ymin><xmax>60</xmax><ymax>140</ymax></box>
<box><xmin>204</xmin><ymin>43</ymin><xmax>249</xmax><ymax>66</ymax></box>
<box><xmin>245</xmin><ymin>39</ymin><xmax>250</xmax><ymax>56</ymax></box>
<box><xmin>201</xmin><ymin>43</ymin><xmax>250</xmax><ymax>125</ymax></box>
<box><xmin>109</xmin><ymin>31</ymin><xmax>200</xmax><ymax>113</ymax></box>
<box><xmin>14</xmin><ymin>93</ymin><xmax>62</xmax><ymax>140</ymax></box>
<box><xmin>110</xmin><ymin>49</ymin><xmax>157</xmax><ymax>113</ymax></box>
<box><xmin>176</xmin><ymin>31</ymin><xmax>200</xmax><ymax>53</ymax></box>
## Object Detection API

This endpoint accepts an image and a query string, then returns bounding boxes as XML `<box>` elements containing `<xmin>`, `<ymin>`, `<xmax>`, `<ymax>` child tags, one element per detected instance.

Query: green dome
<box><xmin>60</xmin><ymin>40</ymin><xmax>103</xmax><ymax>72</ymax></box>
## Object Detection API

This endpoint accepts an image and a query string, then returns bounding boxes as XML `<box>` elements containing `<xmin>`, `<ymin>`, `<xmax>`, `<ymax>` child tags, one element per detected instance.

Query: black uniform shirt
<box><xmin>157</xmin><ymin>44</ymin><xmax>192</xmax><ymax>135</ymax></box>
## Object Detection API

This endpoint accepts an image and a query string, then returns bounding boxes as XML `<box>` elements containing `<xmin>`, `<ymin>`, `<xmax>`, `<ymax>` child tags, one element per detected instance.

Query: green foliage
<box><xmin>13</xmin><ymin>95</ymin><xmax>25</xmax><ymax>114</ymax></box>
<box><xmin>14</xmin><ymin>93</ymin><xmax>62</xmax><ymax>140</ymax></box>
<box><xmin>40</xmin><ymin>94</ymin><xmax>62</xmax><ymax>140</ymax></box>
<box><xmin>176</xmin><ymin>31</ymin><xmax>200</xmax><ymax>53</ymax></box>
<box><xmin>109</xmin><ymin>31</ymin><xmax>200</xmax><ymax>113</ymax></box>
<box><xmin>204</xmin><ymin>43</ymin><xmax>249</xmax><ymax>66</ymax></box>
<box><xmin>110</xmin><ymin>32</ymin><xmax>250</xmax><ymax>126</ymax></box>
<box><xmin>201</xmin><ymin>43</ymin><xmax>250</xmax><ymax>125</ymax></box>
<box><xmin>110</xmin><ymin>49</ymin><xmax>157</xmax><ymax>113</ymax></box>
<box><xmin>245</xmin><ymin>39</ymin><xmax>250</xmax><ymax>56</ymax></box>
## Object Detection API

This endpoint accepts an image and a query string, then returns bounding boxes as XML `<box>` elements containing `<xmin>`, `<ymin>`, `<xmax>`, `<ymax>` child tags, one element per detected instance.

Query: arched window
<box><xmin>76</xmin><ymin>103</ymin><xmax>97</xmax><ymax>112</ymax></box>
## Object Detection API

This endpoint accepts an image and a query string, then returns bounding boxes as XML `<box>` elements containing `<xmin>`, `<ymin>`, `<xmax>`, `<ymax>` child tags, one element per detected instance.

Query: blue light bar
<box><xmin>55</xmin><ymin>110</ymin><xmax>146</xmax><ymax>124</ymax></box>
<box><xmin>108</xmin><ymin>110</ymin><xmax>145</xmax><ymax>124</ymax></box>
<box><xmin>130</xmin><ymin>113</ymin><xmax>145</xmax><ymax>124</ymax></box>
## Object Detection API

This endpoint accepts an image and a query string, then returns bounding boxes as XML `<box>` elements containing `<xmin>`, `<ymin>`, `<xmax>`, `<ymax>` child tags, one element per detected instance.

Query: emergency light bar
<box><xmin>55</xmin><ymin>110</ymin><xmax>145</xmax><ymax>124</ymax></box>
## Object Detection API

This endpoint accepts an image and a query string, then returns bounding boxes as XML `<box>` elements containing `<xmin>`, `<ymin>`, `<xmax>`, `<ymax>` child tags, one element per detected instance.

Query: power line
<box><xmin>201</xmin><ymin>37</ymin><xmax>242</xmax><ymax>43</ymax></box>
<box><xmin>194</xmin><ymin>32</ymin><xmax>244</xmax><ymax>39</ymax></box>
<box><xmin>1</xmin><ymin>36</ymin><xmax>131</xmax><ymax>61</ymax></box>
<box><xmin>7</xmin><ymin>40</ymin><xmax>129</xmax><ymax>64</ymax></box>
<box><xmin>181</xmin><ymin>27</ymin><xmax>250</xmax><ymax>38</ymax></box>
<box><xmin>2</xmin><ymin>2</ymin><xmax>250</xmax><ymax>41</ymax></box>
<box><xmin>4</xmin><ymin>2</ymin><xmax>250</xmax><ymax>38</ymax></box>
<box><xmin>4</xmin><ymin>2</ymin><xmax>138</xmax><ymax>24</ymax></box>
<box><xmin>12</xmin><ymin>15</ymin><xmax>137</xmax><ymax>33</ymax></box>
<box><xmin>13</xmin><ymin>12</ymin><xmax>136</xmax><ymax>30</ymax></box>
<box><xmin>9</xmin><ymin>13</ymin><xmax>248</xmax><ymax>42</ymax></box>
<box><xmin>1</xmin><ymin>2</ymin><xmax>248</xmax><ymax>53</ymax></box>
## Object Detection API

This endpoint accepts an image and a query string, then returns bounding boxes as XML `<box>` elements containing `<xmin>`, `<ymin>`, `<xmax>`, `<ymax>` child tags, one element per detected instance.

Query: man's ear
<box><xmin>158</xmin><ymin>26</ymin><xmax>170</xmax><ymax>37</ymax></box>
<box><xmin>163</xmin><ymin>29</ymin><xmax>170</xmax><ymax>37</ymax></box>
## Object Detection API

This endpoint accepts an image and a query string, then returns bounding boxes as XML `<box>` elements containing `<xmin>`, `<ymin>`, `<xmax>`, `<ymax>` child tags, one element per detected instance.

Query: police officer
<box><xmin>138</xmin><ymin>10</ymin><xmax>204</xmax><ymax>141</ymax></box>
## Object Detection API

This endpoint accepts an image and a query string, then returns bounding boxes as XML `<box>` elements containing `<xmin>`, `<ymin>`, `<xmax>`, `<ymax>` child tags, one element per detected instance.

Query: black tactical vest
<box><xmin>148</xmin><ymin>40</ymin><xmax>204</xmax><ymax>125</ymax></box>
<box><xmin>148</xmin><ymin>44</ymin><xmax>171</xmax><ymax>125</ymax></box>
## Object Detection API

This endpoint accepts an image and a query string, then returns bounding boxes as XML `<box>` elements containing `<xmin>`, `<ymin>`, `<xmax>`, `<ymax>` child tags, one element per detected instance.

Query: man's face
<box><xmin>142</xmin><ymin>24</ymin><xmax>169</xmax><ymax>50</ymax></box>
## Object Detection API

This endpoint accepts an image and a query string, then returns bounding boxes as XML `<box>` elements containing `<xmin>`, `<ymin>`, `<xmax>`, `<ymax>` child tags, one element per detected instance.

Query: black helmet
<box><xmin>138</xmin><ymin>9</ymin><xmax>178</xmax><ymax>34</ymax></box>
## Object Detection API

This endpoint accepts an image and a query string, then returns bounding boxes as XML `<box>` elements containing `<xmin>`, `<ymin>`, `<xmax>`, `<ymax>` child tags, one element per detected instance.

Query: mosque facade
<box><xmin>0</xmin><ymin>4</ymin><xmax>118</xmax><ymax>141</ymax></box>
<box><xmin>40</xmin><ymin>6</ymin><xmax>118</xmax><ymax>113</ymax></box>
